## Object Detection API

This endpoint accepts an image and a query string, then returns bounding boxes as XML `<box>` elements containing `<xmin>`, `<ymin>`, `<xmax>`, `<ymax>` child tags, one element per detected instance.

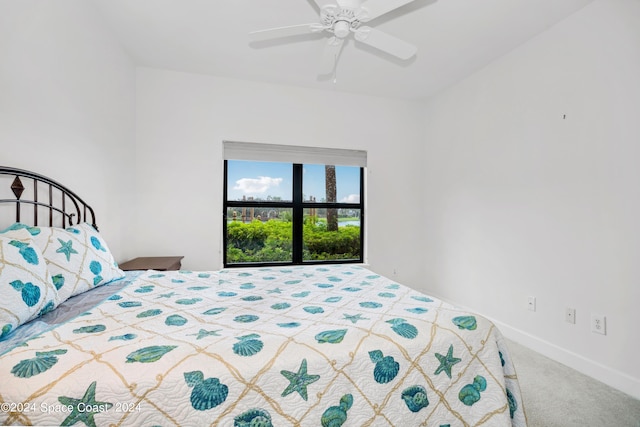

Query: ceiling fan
<box><xmin>249</xmin><ymin>0</ymin><xmax>431</xmax><ymax>74</ymax></box>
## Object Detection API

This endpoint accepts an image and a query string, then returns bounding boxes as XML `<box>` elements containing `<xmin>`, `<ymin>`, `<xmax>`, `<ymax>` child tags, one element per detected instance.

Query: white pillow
<box><xmin>0</xmin><ymin>229</ymin><xmax>60</xmax><ymax>340</ymax></box>
<box><xmin>9</xmin><ymin>223</ymin><xmax>125</xmax><ymax>302</ymax></box>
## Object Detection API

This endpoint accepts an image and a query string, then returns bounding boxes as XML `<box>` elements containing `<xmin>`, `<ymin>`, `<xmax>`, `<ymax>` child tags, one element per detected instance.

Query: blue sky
<box><xmin>227</xmin><ymin>161</ymin><xmax>360</xmax><ymax>202</ymax></box>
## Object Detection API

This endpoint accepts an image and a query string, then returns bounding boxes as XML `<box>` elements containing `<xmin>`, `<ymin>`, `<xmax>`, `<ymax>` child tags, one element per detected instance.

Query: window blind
<box><xmin>223</xmin><ymin>141</ymin><xmax>367</xmax><ymax>168</ymax></box>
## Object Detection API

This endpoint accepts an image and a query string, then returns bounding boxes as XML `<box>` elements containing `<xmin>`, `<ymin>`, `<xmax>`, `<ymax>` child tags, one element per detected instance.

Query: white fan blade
<box><xmin>249</xmin><ymin>24</ymin><xmax>324</xmax><ymax>42</ymax></box>
<box><xmin>313</xmin><ymin>0</ymin><xmax>338</xmax><ymax>9</ymax></box>
<box><xmin>336</xmin><ymin>0</ymin><xmax>361</xmax><ymax>8</ymax></box>
<box><xmin>354</xmin><ymin>26</ymin><xmax>417</xmax><ymax>59</ymax></box>
<box><xmin>360</xmin><ymin>0</ymin><xmax>418</xmax><ymax>21</ymax></box>
<box><xmin>320</xmin><ymin>37</ymin><xmax>345</xmax><ymax>74</ymax></box>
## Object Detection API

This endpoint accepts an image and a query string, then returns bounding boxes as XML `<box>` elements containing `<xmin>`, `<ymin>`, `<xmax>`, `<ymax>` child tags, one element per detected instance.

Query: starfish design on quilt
<box><xmin>157</xmin><ymin>292</ymin><xmax>176</xmax><ymax>299</ymax></box>
<box><xmin>434</xmin><ymin>344</ymin><xmax>462</xmax><ymax>379</ymax></box>
<box><xmin>189</xmin><ymin>329</ymin><xmax>222</xmax><ymax>340</ymax></box>
<box><xmin>343</xmin><ymin>313</ymin><xmax>369</xmax><ymax>324</ymax></box>
<box><xmin>280</xmin><ymin>358</ymin><xmax>320</xmax><ymax>401</ymax></box>
<box><xmin>58</xmin><ymin>381</ymin><xmax>113</xmax><ymax>427</ymax></box>
<box><xmin>56</xmin><ymin>238</ymin><xmax>78</xmax><ymax>261</ymax></box>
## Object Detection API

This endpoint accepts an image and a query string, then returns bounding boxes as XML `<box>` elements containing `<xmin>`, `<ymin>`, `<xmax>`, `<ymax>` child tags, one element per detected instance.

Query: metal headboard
<box><xmin>0</xmin><ymin>166</ymin><xmax>97</xmax><ymax>230</ymax></box>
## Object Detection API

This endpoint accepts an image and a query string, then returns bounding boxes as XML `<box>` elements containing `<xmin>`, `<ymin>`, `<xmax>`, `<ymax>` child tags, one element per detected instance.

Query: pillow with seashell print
<box><xmin>3</xmin><ymin>222</ymin><xmax>125</xmax><ymax>303</ymax></box>
<box><xmin>0</xmin><ymin>228</ymin><xmax>60</xmax><ymax>341</ymax></box>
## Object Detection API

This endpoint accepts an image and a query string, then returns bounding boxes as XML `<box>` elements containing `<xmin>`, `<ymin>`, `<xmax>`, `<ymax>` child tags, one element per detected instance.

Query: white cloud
<box><xmin>340</xmin><ymin>194</ymin><xmax>360</xmax><ymax>203</ymax></box>
<box><xmin>234</xmin><ymin>176</ymin><xmax>283</xmax><ymax>194</ymax></box>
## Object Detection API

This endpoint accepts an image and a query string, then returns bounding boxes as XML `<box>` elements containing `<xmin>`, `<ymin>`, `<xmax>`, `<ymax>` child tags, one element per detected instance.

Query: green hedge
<box><xmin>226</xmin><ymin>219</ymin><xmax>360</xmax><ymax>263</ymax></box>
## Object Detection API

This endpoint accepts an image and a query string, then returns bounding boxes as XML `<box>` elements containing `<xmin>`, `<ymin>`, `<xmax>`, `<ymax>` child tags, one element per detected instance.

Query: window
<box><xmin>223</xmin><ymin>142</ymin><xmax>366</xmax><ymax>267</ymax></box>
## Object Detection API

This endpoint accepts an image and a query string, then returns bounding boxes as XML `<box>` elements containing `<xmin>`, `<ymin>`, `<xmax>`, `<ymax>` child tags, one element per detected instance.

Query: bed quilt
<box><xmin>0</xmin><ymin>265</ymin><xmax>527</xmax><ymax>426</ymax></box>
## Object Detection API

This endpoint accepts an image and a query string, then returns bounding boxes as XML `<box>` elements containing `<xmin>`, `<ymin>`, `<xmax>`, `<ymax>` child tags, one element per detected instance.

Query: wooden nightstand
<box><xmin>119</xmin><ymin>256</ymin><xmax>184</xmax><ymax>271</ymax></box>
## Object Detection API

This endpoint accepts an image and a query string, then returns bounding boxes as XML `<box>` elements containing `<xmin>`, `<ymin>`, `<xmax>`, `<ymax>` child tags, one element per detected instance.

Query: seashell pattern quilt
<box><xmin>0</xmin><ymin>265</ymin><xmax>527</xmax><ymax>426</ymax></box>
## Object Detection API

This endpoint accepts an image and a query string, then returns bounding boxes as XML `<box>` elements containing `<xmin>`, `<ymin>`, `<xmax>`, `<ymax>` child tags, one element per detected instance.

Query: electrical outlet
<box><xmin>527</xmin><ymin>296</ymin><xmax>536</xmax><ymax>312</ymax></box>
<box><xmin>565</xmin><ymin>308</ymin><xmax>576</xmax><ymax>324</ymax></box>
<box><xmin>591</xmin><ymin>314</ymin><xmax>606</xmax><ymax>335</ymax></box>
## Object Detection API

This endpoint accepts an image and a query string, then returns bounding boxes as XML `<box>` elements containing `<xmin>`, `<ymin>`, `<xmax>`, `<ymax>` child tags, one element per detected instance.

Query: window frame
<box><xmin>223</xmin><ymin>161</ymin><xmax>365</xmax><ymax>267</ymax></box>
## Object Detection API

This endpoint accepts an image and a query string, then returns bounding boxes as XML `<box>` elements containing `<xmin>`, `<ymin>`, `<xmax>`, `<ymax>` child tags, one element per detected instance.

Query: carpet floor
<box><xmin>506</xmin><ymin>339</ymin><xmax>640</xmax><ymax>427</ymax></box>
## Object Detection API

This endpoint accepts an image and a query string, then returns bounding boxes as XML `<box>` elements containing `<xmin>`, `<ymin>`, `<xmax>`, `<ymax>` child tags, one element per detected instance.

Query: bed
<box><xmin>0</xmin><ymin>166</ymin><xmax>527</xmax><ymax>427</ymax></box>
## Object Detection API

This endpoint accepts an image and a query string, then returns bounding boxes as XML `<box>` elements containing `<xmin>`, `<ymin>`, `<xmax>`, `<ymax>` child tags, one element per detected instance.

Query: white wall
<box><xmin>421</xmin><ymin>0</ymin><xmax>640</xmax><ymax>399</ymax></box>
<box><xmin>134</xmin><ymin>68</ymin><xmax>425</xmax><ymax>282</ymax></box>
<box><xmin>0</xmin><ymin>0</ymin><xmax>136</xmax><ymax>259</ymax></box>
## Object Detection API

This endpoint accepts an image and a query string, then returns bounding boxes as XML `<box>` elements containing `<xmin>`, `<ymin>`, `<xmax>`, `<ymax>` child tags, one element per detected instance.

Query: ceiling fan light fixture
<box><xmin>333</xmin><ymin>20</ymin><xmax>351</xmax><ymax>38</ymax></box>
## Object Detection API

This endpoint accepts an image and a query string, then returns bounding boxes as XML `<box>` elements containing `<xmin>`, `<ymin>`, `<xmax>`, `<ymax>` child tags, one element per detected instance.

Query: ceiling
<box><xmin>90</xmin><ymin>0</ymin><xmax>595</xmax><ymax>100</ymax></box>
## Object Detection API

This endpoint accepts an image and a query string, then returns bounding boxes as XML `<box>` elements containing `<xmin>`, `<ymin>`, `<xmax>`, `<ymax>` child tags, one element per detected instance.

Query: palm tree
<box><xmin>325</xmin><ymin>165</ymin><xmax>338</xmax><ymax>231</ymax></box>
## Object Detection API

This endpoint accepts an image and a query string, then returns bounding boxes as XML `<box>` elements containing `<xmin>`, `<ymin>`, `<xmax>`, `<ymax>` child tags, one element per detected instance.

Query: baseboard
<box><xmin>490</xmin><ymin>318</ymin><xmax>640</xmax><ymax>401</ymax></box>
<box><xmin>423</xmin><ymin>291</ymin><xmax>640</xmax><ymax>401</ymax></box>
